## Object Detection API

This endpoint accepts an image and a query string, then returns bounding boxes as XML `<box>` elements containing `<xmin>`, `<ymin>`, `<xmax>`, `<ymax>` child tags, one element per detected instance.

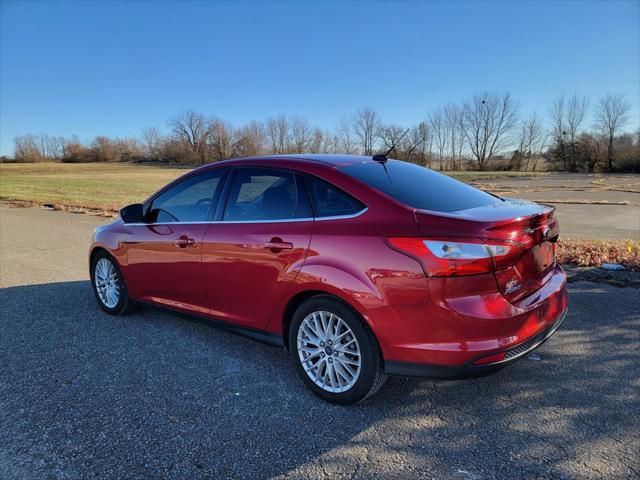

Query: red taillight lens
<box><xmin>387</xmin><ymin>237</ymin><xmax>522</xmax><ymax>277</ymax></box>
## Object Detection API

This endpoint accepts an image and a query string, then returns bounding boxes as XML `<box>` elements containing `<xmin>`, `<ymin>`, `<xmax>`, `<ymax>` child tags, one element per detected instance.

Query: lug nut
<box><xmin>328</xmin><ymin>358</ymin><xmax>333</xmax><ymax>363</ymax></box>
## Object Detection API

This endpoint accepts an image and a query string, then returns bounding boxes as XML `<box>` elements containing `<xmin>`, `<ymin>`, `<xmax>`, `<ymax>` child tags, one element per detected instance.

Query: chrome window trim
<box><xmin>122</xmin><ymin>207</ymin><xmax>367</xmax><ymax>226</ymax></box>
<box><xmin>315</xmin><ymin>207</ymin><xmax>368</xmax><ymax>221</ymax></box>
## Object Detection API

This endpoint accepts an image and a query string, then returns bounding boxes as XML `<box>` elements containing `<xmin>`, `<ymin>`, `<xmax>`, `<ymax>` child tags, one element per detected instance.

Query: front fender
<box><xmin>89</xmin><ymin>219</ymin><xmax>131</xmax><ymax>274</ymax></box>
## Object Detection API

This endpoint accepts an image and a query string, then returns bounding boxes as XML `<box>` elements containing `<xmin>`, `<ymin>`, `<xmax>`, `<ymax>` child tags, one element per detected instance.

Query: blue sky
<box><xmin>1</xmin><ymin>0</ymin><xmax>638</xmax><ymax>155</ymax></box>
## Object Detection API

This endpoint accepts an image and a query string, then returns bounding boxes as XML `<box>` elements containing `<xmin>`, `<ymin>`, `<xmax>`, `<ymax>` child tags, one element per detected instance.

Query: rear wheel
<box><xmin>90</xmin><ymin>251</ymin><xmax>135</xmax><ymax>315</ymax></box>
<box><xmin>289</xmin><ymin>295</ymin><xmax>386</xmax><ymax>405</ymax></box>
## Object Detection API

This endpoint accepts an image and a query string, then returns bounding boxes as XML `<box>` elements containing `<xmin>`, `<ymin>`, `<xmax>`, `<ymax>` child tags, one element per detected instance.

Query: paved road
<box><xmin>473</xmin><ymin>173</ymin><xmax>640</xmax><ymax>240</ymax></box>
<box><xmin>1</xmin><ymin>205</ymin><xmax>639</xmax><ymax>479</ymax></box>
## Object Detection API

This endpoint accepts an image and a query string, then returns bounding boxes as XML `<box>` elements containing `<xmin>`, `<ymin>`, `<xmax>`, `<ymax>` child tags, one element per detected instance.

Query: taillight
<box><xmin>387</xmin><ymin>237</ymin><xmax>522</xmax><ymax>277</ymax></box>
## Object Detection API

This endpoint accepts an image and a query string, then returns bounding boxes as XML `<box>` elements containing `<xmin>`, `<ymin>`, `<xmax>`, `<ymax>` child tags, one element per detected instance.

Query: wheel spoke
<box><xmin>300</xmin><ymin>325</ymin><xmax>321</xmax><ymax>346</ymax></box>
<box><xmin>336</xmin><ymin>338</ymin><xmax>357</xmax><ymax>352</ymax></box>
<box><xmin>306</xmin><ymin>315</ymin><xmax>321</xmax><ymax>337</ymax></box>
<box><xmin>299</xmin><ymin>345</ymin><xmax>320</xmax><ymax>354</ymax></box>
<box><xmin>320</xmin><ymin>312</ymin><xmax>330</xmax><ymax>338</ymax></box>
<box><xmin>312</xmin><ymin>313</ymin><xmax>323</xmax><ymax>339</ymax></box>
<box><xmin>337</xmin><ymin>357</ymin><xmax>357</xmax><ymax>375</ymax></box>
<box><xmin>340</xmin><ymin>356</ymin><xmax>360</xmax><ymax>367</ymax></box>
<box><xmin>326</xmin><ymin>314</ymin><xmax>335</xmax><ymax>338</ymax></box>
<box><xmin>335</xmin><ymin>327</ymin><xmax>350</xmax><ymax>343</ymax></box>
<box><xmin>304</xmin><ymin>358</ymin><xmax>322</xmax><ymax>372</ymax></box>
<box><xmin>333</xmin><ymin>360</ymin><xmax>352</xmax><ymax>383</ymax></box>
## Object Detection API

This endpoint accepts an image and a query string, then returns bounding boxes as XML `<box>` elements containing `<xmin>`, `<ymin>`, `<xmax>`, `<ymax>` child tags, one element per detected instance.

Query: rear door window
<box><xmin>223</xmin><ymin>168</ymin><xmax>313</xmax><ymax>221</ymax></box>
<box><xmin>340</xmin><ymin>160</ymin><xmax>500</xmax><ymax>212</ymax></box>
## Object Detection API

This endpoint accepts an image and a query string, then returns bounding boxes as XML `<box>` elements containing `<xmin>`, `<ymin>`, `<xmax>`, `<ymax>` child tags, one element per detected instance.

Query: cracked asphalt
<box><xmin>1</xmin><ymin>204</ymin><xmax>639</xmax><ymax>479</ymax></box>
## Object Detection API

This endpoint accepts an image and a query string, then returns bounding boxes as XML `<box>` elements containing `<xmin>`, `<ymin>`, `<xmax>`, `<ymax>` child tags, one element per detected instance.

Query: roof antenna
<box><xmin>372</xmin><ymin>128</ymin><xmax>411</xmax><ymax>163</ymax></box>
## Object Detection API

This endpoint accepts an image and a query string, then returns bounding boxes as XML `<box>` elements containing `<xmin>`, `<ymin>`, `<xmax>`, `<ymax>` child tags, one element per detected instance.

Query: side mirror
<box><xmin>120</xmin><ymin>203</ymin><xmax>144</xmax><ymax>223</ymax></box>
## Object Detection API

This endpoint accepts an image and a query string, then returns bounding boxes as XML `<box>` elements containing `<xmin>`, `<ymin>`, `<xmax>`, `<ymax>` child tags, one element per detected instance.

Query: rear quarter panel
<box><xmin>264</xmin><ymin>206</ymin><xmax>430</xmax><ymax>336</ymax></box>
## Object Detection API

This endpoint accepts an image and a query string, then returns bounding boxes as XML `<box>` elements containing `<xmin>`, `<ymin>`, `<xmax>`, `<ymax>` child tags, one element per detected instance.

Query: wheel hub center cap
<box><xmin>324</xmin><ymin>346</ymin><xmax>333</xmax><ymax>356</ymax></box>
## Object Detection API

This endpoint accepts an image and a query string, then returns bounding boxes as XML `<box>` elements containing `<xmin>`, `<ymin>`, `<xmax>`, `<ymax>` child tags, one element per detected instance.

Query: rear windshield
<box><xmin>340</xmin><ymin>160</ymin><xmax>501</xmax><ymax>212</ymax></box>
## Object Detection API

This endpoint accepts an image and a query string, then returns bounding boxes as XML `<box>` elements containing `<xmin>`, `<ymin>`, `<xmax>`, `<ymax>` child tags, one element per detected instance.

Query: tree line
<box><xmin>8</xmin><ymin>92</ymin><xmax>639</xmax><ymax>172</ymax></box>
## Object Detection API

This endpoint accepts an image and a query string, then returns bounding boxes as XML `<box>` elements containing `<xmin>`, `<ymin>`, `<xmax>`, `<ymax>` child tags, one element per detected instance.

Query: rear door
<box><xmin>201</xmin><ymin>167</ymin><xmax>314</xmax><ymax>329</ymax></box>
<box><xmin>125</xmin><ymin>168</ymin><xmax>226</xmax><ymax>315</ymax></box>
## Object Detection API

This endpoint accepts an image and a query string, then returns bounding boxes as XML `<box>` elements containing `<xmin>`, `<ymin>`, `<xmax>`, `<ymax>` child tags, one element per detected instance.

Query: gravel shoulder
<box><xmin>1</xmin><ymin>205</ymin><xmax>639</xmax><ymax>479</ymax></box>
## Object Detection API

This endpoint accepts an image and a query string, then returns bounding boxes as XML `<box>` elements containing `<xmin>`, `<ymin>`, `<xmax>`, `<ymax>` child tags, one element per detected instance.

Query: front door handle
<box><xmin>172</xmin><ymin>235</ymin><xmax>195</xmax><ymax>248</ymax></box>
<box><xmin>264</xmin><ymin>238</ymin><xmax>293</xmax><ymax>252</ymax></box>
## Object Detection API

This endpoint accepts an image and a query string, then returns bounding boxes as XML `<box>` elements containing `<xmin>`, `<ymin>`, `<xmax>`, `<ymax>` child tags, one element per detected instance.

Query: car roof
<box><xmin>194</xmin><ymin>154</ymin><xmax>378</xmax><ymax>171</ymax></box>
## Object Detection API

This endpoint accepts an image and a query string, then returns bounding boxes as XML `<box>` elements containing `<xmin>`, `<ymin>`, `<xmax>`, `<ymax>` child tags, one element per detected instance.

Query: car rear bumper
<box><xmin>384</xmin><ymin>306</ymin><xmax>567</xmax><ymax>378</ymax></box>
<box><xmin>367</xmin><ymin>263</ymin><xmax>567</xmax><ymax>371</ymax></box>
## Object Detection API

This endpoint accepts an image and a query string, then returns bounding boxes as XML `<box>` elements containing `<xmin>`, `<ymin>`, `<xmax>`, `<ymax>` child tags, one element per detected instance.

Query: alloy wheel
<box><xmin>94</xmin><ymin>258</ymin><xmax>120</xmax><ymax>308</ymax></box>
<box><xmin>297</xmin><ymin>310</ymin><xmax>362</xmax><ymax>393</ymax></box>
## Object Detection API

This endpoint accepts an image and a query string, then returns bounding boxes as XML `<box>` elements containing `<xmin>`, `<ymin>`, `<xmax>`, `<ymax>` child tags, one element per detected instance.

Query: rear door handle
<box><xmin>264</xmin><ymin>238</ymin><xmax>293</xmax><ymax>251</ymax></box>
<box><xmin>172</xmin><ymin>235</ymin><xmax>195</xmax><ymax>248</ymax></box>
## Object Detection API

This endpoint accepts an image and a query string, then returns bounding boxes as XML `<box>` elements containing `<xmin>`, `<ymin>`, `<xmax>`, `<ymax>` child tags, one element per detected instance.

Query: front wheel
<box><xmin>289</xmin><ymin>295</ymin><xmax>386</xmax><ymax>405</ymax></box>
<box><xmin>90</xmin><ymin>251</ymin><xmax>135</xmax><ymax>315</ymax></box>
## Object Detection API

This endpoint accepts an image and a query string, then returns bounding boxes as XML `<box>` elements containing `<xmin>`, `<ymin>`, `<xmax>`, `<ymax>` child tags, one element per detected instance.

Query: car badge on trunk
<box><xmin>505</xmin><ymin>279</ymin><xmax>523</xmax><ymax>294</ymax></box>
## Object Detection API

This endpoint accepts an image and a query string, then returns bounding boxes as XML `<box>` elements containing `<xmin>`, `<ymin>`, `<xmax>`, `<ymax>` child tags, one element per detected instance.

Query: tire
<box><xmin>289</xmin><ymin>294</ymin><xmax>386</xmax><ymax>405</ymax></box>
<box><xmin>90</xmin><ymin>250</ymin><xmax>136</xmax><ymax>316</ymax></box>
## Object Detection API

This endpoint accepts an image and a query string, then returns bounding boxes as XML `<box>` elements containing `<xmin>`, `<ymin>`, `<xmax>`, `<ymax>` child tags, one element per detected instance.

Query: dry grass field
<box><xmin>0</xmin><ymin>162</ymin><xmax>544</xmax><ymax>214</ymax></box>
<box><xmin>0</xmin><ymin>162</ymin><xmax>190</xmax><ymax>213</ymax></box>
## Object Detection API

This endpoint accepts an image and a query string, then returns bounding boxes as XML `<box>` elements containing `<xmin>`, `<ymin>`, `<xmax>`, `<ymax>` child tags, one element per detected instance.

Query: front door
<box><xmin>125</xmin><ymin>168</ymin><xmax>226</xmax><ymax>315</ymax></box>
<box><xmin>202</xmin><ymin>167</ymin><xmax>314</xmax><ymax>328</ymax></box>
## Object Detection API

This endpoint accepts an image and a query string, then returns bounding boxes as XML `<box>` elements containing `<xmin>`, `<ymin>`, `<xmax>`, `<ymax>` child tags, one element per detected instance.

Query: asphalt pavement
<box><xmin>1</xmin><ymin>204</ymin><xmax>639</xmax><ymax>479</ymax></box>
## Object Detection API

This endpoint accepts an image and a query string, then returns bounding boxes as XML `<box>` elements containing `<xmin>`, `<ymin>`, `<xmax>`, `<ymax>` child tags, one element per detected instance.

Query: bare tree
<box><xmin>232</xmin><ymin>121</ymin><xmax>265</xmax><ymax>157</ymax></box>
<box><xmin>208</xmin><ymin>117</ymin><xmax>233</xmax><ymax>160</ymax></box>
<box><xmin>565</xmin><ymin>94</ymin><xmax>589</xmax><ymax>170</ymax></box>
<box><xmin>443</xmin><ymin>103</ymin><xmax>464</xmax><ymax>170</ymax></box>
<box><xmin>13</xmin><ymin>134</ymin><xmax>42</xmax><ymax>162</ymax></box>
<box><xmin>265</xmin><ymin>114</ymin><xmax>289</xmax><ymax>154</ymax></box>
<box><xmin>309</xmin><ymin>128</ymin><xmax>323</xmax><ymax>153</ymax></box>
<box><xmin>34</xmin><ymin>134</ymin><xmax>49</xmax><ymax>158</ymax></box>
<box><xmin>141</xmin><ymin>127</ymin><xmax>162</xmax><ymax>159</ymax></box>
<box><xmin>410</xmin><ymin>121</ymin><xmax>430</xmax><ymax>165</ymax></box>
<box><xmin>377</xmin><ymin>122</ymin><xmax>429</xmax><ymax>163</ymax></box>
<box><xmin>48</xmin><ymin>136</ymin><xmax>67</xmax><ymax>159</ymax></box>
<box><xmin>352</xmin><ymin>106</ymin><xmax>379</xmax><ymax>155</ymax></box>
<box><xmin>462</xmin><ymin>92</ymin><xmax>519</xmax><ymax>170</ymax></box>
<box><xmin>579</xmin><ymin>133</ymin><xmax>603</xmax><ymax>173</ymax></box>
<box><xmin>513</xmin><ymin>112</ymin><xmax>547</xmax><ymax>171</ymax></box>
<box><xmin>320</xmin><ymin>130</ymin><xmax>340</xmax><ymax>154</ymax></box>
<box><xmin>549</xmin><ymin>93</ymin><xmax>588</xmax><ymax>170</ymax></box>
<box><xmin>290</xmin><ymin>115</ymin><xmax>313</xmax><ymax>153</ymax></box>
<box><xmin>91</xmin><ymin>136</ymin><xmax>117</xmax><ymax>162</ymax></box>
<box><xmin>335</xmin><ymin>117</ymin><xmax>356</xmax><ymax>154</ymax></box>
<box><xmin>378</xmin><ymin>123</ymin><xmax>406</xmax><ymax>157</ymax></box>
<box><xmin>168</xmin><ymin>110</ymin><xmax>210</xmax><ymax>164</ymax></box>
<box><xmin>428</xmin><ymin>108</ymin><xmax>448</xmax><ymax>169</ymax></box>
<box><xmin>113</xmin><ymin>137</ymin><xmax>145</xmax><ymax>162</ymax></box>
<box><xmin>594</xmin><ymin>94</ymin><xmax>631</xmax><ymax>172</ymax></box>
<box><xmin>549</xmin><ymin>95</ymin><xmax>568</xmax><ymax>169</ymax></box>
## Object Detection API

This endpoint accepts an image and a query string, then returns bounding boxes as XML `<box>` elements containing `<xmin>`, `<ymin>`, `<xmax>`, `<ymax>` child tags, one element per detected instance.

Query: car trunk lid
<box><xmin>413</xmin><ymin>199</ymin><xmax>559</xmax><ymax>302</ymax></box>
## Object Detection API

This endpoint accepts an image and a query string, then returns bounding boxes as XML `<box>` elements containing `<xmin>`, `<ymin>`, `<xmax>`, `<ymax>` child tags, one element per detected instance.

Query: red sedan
<box><xmin>90</xmin><ymin>155</ymin><xmax>568</xmax><ymax>404</ymax></box>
